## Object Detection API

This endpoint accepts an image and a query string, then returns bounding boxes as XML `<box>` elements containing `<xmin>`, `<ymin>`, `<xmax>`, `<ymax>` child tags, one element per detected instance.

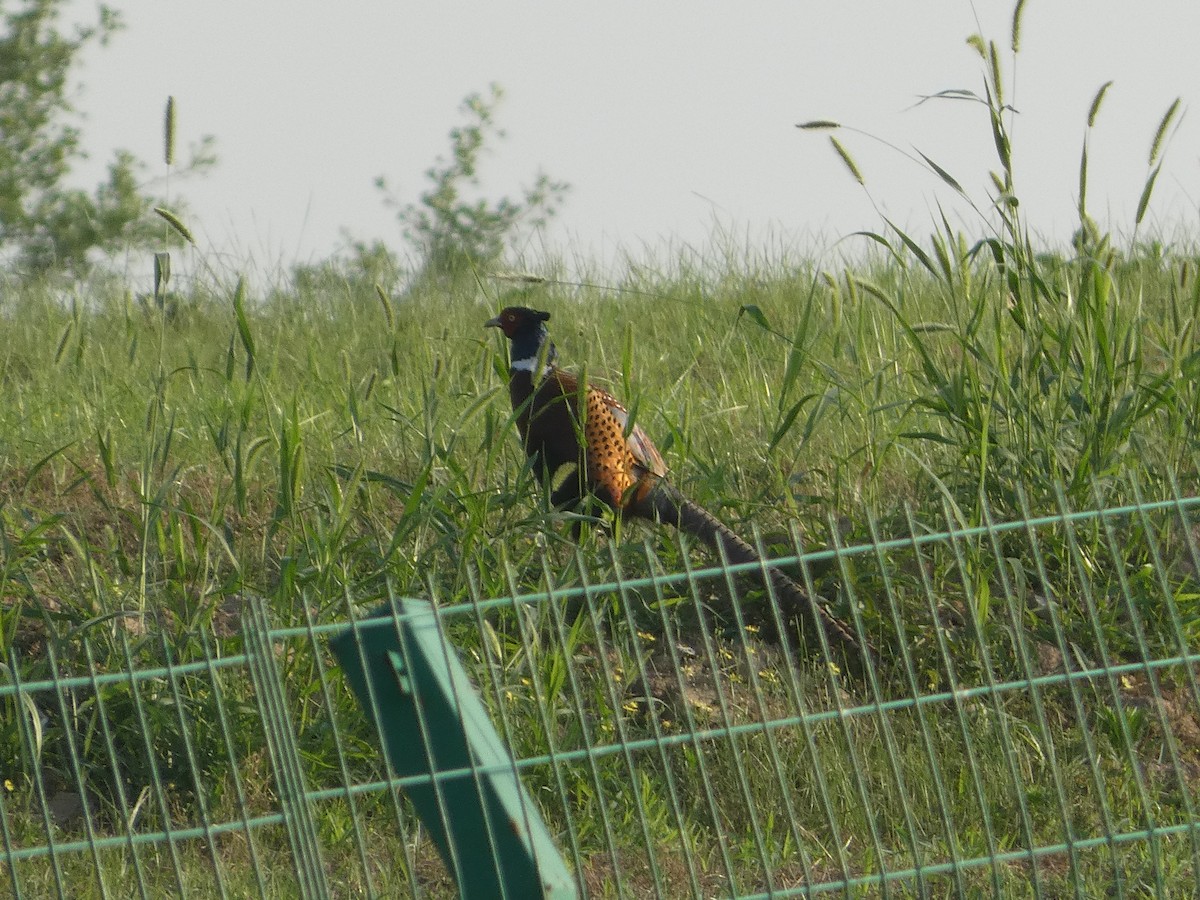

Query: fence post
<box><xmin>331</xmin><ymin>600</ymin><xmax>577</xmax><ymax>899</ymax></box>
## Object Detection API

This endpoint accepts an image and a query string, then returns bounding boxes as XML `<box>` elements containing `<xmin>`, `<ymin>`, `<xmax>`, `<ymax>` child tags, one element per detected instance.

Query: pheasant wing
<box><xmin>580</xmin><ymin>387</ymin><xmax>666</xmax><ymax>508</ymax></box>
<box><xmin>596</xmin><ymin>390</ymin><xmax>667</xmax><ymax>478</ymax></box>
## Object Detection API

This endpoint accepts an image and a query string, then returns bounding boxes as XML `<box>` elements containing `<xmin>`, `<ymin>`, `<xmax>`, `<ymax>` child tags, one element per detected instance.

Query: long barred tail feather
<box><xmin>647</xmin><ymin>482</ymin><xmax>871</xmax><ymax>664</ymax></box>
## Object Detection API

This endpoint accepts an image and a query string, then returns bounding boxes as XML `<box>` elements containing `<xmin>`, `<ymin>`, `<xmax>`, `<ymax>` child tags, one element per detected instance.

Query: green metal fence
<box><xmin>4</xmin><ymin>486</ymin><xmax>1200</xmax><ymax>897</ymax></box>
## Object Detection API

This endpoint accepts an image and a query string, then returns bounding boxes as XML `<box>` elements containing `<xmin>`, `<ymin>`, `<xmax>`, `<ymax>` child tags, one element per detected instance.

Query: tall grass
<box><xmin>3</xmin><ymin>231</ymin><xmax>1198</xmax><ymax>893</ymax></box>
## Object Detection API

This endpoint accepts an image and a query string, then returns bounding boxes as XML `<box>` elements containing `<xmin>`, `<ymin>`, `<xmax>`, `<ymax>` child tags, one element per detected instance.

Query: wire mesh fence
<box><xmin>4</xmin><ymin>484</ymin><xmax>1200</xmax><ymax>897</ymax></box>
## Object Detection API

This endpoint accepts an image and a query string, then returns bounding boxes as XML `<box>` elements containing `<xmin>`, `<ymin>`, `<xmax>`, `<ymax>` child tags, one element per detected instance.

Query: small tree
<box><xmin>0</xmin><ymin>0</ymin><xmax>213</xmax><ymax>276</ymax></box>
<box><xmin>290</xmin><ymin>238</ymin><xmax>403</xmax><ymax>298</ymax></box>
<box><xmin>377</xmin><ymin>84</ymin><xmax>569</xmax><ymax>289</ymax></box>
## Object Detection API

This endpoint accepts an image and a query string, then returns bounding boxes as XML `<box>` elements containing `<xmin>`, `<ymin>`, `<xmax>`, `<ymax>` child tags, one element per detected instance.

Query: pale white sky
<box><xmin>66</xmin><ymin>2</ymin><xmax>1199</xmax><ymax>277</ymax></box>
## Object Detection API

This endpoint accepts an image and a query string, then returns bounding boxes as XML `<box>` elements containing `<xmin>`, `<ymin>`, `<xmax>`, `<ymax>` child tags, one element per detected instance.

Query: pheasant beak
<box><xmin>484</xmin><ymin>315</ymin><xmax>503</xmax><ymax>330</ymax></box>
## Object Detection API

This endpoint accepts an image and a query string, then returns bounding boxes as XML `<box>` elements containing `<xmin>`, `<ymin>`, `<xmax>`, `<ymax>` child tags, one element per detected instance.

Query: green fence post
<box><xmin>330</xmin><ymin>600</ymin><xmax>577</xmax><ymax>899</ymax></box>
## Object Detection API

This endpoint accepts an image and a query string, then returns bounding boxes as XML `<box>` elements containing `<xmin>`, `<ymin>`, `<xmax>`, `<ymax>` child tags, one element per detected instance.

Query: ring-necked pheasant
<box><xmin>486</xmin><ymin>306</ymin><xmax>866</xmax><ymax>662</ymax></box>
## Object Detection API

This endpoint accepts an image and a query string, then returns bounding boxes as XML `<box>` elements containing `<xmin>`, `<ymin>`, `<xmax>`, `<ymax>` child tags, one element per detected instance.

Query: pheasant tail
<box><xmin>646</xmin><ymin>482</ymin><xmax>865</xmax><ymax>659</ymax></box>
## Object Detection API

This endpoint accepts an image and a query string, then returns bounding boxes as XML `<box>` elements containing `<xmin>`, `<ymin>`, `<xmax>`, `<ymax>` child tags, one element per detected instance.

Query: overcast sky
<box><xmin>66</xmin><ymin>2</ymin><xmax>1199</xmax><ymax>277</ymax></box>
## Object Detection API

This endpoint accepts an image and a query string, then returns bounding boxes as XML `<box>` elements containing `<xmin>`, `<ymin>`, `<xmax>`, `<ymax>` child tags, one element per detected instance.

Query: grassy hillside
<box><xmin>2</xmin><ymin>233</ymin><xmax>1200</xmax><ymax>895</ymax></box>
<box><xmin>5</xmin><ymin>1</ymin><xmax>1200</xmax><ymax>892</ymax></box>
